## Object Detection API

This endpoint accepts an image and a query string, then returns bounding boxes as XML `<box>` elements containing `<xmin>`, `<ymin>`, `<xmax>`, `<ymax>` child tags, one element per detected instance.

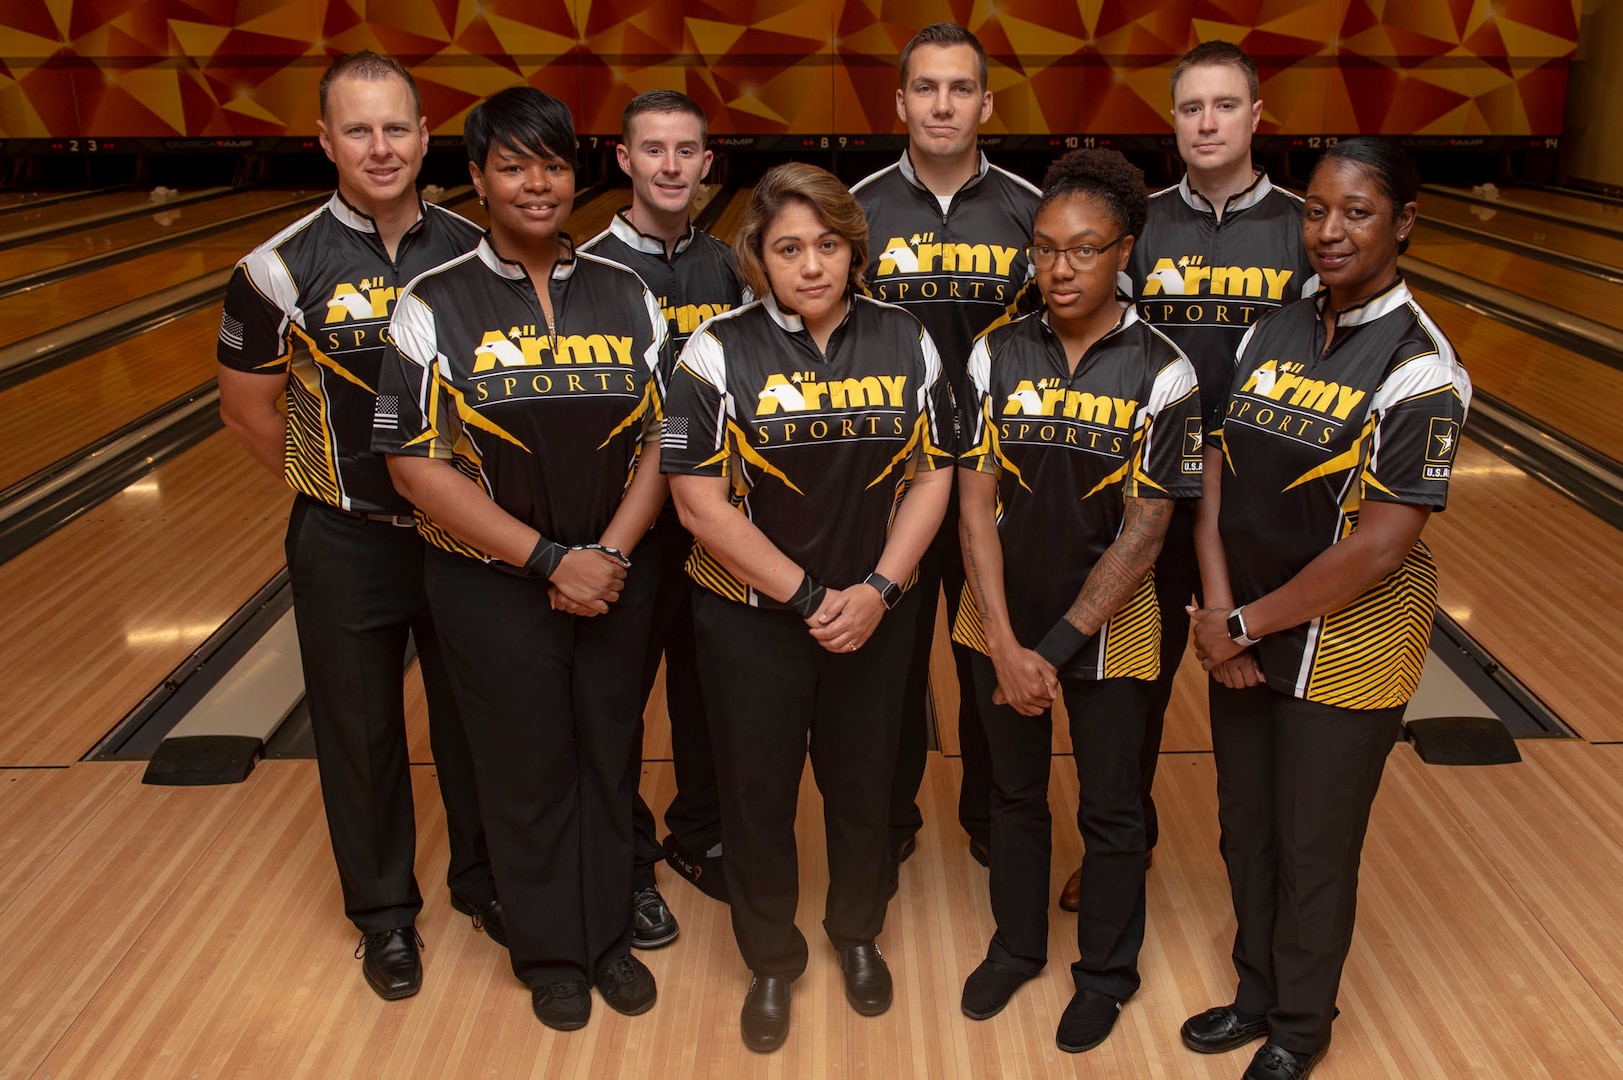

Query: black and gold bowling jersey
<box><xmin>953</xmin><ymin>305</ymin><xmax>1203</xmax><ymax>682</ymax></box>
<box><xmin>852</xmin><ymin>152</ymin><xmax>1040</xmax><ymax>410</ymax></box>
<box><xmin>1212</xmin><ymin>279</ymin><xmax>1471</xmax><ymax>709</ymax></box>
<box><xmin>580</xmin><ymin>210</ymin><xmax>744</xmax><ymax>374</ymax></box>
<box><xmin>1127</xmin><ymin>172</ymin><xmax>1315</xmax><ymax>423</ymax></box>
<box><xmin>661</xmin><ymin>293</ymin><xmax>954</xmax><ymax>602</ymax></box>
<box><xmin>218</xmin><ymin>192</ymin><xmax>481</xmax><ymax>515</ymax></box>
<box><xmin>372</xmin><ymin>236</ymin><xmax>665</xmax><ymax>560</ymax></box>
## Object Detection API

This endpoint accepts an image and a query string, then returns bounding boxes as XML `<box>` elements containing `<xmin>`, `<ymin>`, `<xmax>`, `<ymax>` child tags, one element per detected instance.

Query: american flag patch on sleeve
<box><xmin>219</xmin><ymin>313</ymin><xmax>245</xmax><ymax>351</ymax></box>
<box><xmin>375</xmin><ymin>394</ymin><xmax>399</xmax><ymax>430</ymax></box>
<box><xmin>662</xmin><ymin>415</ymin><xmax>689</xmax><ymax>450</ymax></box>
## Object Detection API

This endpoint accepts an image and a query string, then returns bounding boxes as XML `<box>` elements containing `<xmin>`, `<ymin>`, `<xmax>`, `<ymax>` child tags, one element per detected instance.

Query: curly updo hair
<box><xmin>1037</xmin><ymin>149</ymin><xmax>1149</xmax><ymax>240</ymax></box>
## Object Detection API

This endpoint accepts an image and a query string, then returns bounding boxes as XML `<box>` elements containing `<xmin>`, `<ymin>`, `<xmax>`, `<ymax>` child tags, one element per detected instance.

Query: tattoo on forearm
<box><xmin>1064</xmin><ymin>499</ymin><xmax>1174</xmax><ymax>635</ymax></box>
<box><xmin>964</xmin><ymin>527</ymin><xmax>989</xmax><ymax>610</ymax></box>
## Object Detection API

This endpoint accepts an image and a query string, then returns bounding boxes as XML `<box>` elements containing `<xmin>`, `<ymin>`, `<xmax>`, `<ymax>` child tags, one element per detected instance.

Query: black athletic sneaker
<box><xmin>595</xmin><ymin>953</ymin><xmax>657</xmax><ymax>1016</ymax></box>
<box><xmin>631</xmin><ymin>885</ymin><xmax>679</xmax><ymax>949</ymax></box>
<box><xmin>532</xmin><ymin>980</ymin><xmax>591</xmax><ymax>1030</ymax></box>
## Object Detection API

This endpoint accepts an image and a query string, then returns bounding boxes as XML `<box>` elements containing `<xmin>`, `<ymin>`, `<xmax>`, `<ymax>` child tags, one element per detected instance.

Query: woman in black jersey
<box><xmin>373</xmin><ymin>87</ymin><xmax>667</xmax><ymax>1032</ymax></box>
<box><xmin>661</xmin><ymin>162</ymin><xmax>953</xmax><ymax>1052</ymax></box>
<box><xmin>1182</xmin><ymin>139</ymin><xmax>1470</xmax><ymax>1080</ymax></box>
<box><xmin>953</xmin><ymin>150</ymin><xmax>1202</xmax><ymax>1052</ymax></box>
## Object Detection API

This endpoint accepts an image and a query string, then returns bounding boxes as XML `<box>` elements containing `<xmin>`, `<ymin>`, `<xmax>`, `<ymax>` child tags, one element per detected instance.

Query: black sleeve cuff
<box><xmin>1034</xmin><ymin>618</ymin><xmax>1089</xmax><ymax>668</ymax></box>
<box><xmin>785</xmin><ymin>573</ymin><xmax>826</xmax><ymax>619</ymax></box>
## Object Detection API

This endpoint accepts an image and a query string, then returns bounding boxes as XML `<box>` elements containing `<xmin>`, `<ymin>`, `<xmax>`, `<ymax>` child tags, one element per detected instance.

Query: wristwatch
<box><xmin>865</xmin><ymin>572</ymin><xmax>904</xmax><ymax>610</ymax></box>
<box><xmin>1226</xmin><ymin>607</ymin><xmax>1261</xmax><ymax>648</ymax></box>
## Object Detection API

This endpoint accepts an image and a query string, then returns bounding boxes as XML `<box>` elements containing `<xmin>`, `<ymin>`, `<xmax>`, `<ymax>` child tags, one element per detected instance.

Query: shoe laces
<box><xmin>632</xmin><ymin>887</ymin><xmax>663</xmax><ymax>911</ymax></box>
<box><xmin>537</xmin><ymin>980</ymin><xmax>585</xmax><ymax>1002</ymax></box>
<box><xmin>354</xmin><ymin>927</ymin><xmax>423</xmax><ymax>960</ymax></box>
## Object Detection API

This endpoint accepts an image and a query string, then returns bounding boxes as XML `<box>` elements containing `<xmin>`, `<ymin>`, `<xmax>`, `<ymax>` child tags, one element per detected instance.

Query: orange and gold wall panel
<box><xmin>0</xmin><ymin>1</ymin><xmax>1583</xmax><ymax>139</ymax></box>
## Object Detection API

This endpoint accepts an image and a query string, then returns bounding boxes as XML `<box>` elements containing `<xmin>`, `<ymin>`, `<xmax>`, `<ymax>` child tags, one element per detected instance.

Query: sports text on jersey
<box><xmin>1137</xmin><ymin>253</ymin><xmax>1298</xmax><ymax>329</ymax></box>
<box><xmin>1223</xmin><ymin>358</ymin><xmax>1369</xmax><ymax>448</ymax></box>
<box><xmin>869</xmin><ymin>232</ymin><xmax>1022</xmax><ymax>305</ymax></box>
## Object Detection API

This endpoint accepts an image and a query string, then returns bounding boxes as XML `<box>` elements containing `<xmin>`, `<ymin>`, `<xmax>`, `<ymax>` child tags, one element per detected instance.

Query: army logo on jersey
<box><xmin>1424</xmin><ymin>417</ymin><xmax>1458</xmax><ymax>479</ymax></box>
<box><xmin>751</xmin><ymin>371</ymin><xmax>910</xmax><ymax>446</ymax></box>
<box><xmin>325</xmin><ymin>277</ymin><xmax>397</xmax><ymax>323</ymax></box>
<box><xmin>662</xmin><ymin>298</ymin><xmax>733</xmax><ymax>335</ymax></box>
<box><xmin>1183</xmin><ymin>417</ymin><xmax>1204</xmax><ymax>472</ymax></box>
<box><xmin>467</xmin><ymin>326</ymin><xmax>641</xmax><ymax>403</ymax></box>
<box><xmin>869</xmin><ymin>233</ymin><xmax>1021</xmax><ymax>304</ymax></box>
<box><xmin>1227</xmin><ymin>358</ymin><xmax>1368</xmax><ymax>447</ymax></box>
<box><xmin>1139</xmin><ymin>254</ymin><xmax>1295</xmax><ymax>328</ymax></box>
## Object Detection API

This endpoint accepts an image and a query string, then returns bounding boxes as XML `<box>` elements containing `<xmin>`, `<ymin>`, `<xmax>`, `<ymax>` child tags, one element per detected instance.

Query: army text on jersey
<box><xmin>1127</xmin><ymin>172</ymin><xmax>1316</xmax><ymax>424</ymax></box>
<box><xmin>1212</xmin><ymin>278</ymin><xmax>1472</xmax><ymax>709</ymax></box>
<box><xmin>373</xmin><ymin>236</ymin><xmax>665</xmax><ymax>560</ymax></box>
<box><xmin>661</xmin><ymin>293</ymin><xmax>954</xmax><ymax>603</ymax></box>
<box><xmin>955</xmin><ymin>305</ymin><xmax>1203</xmax><ymax>681</ymax></box>
<box><xmin>218</xmin><ymin>192</ymin><xmax>482</xmax><ymax>514</ymax></box>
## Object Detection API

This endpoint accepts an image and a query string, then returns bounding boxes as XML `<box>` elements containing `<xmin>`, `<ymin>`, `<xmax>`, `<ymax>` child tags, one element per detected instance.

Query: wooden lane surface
<box><xmin>0</xmin><ymin>189</ymin><xmax>319</xmax><ymax>283</ymax></box>
<box><xmin>1413</xmin><ymin>286</ymin><xmax>1623</xmax><ymax>464</ymax></box>
<box><xmin>1489</xmin><ymin>186</ymin><xmax>1623</xmax><ymax>228</ymax></box>
<box><xmin>0</xmin><ymin>431</ymin><xmax>289</xmax><ymax>766</ymax></box>
<box><xmin>16</xmin><ymin>747</ymin><xmax>1623</xmax><ymax>1077</ymax></box>
<box><xmin>0</xmin><ymin>190</ymin><xmax>179</xmax><ymax>240</ymax></box>
<box><xmin>1422</xmin><ymin>195</ymin><xmax>1623</xmax><ymax>270</ymax></box>
<box><xmin>708</xmin><ymin>184</ymin><xmax>754</xmax><ymax>244</ymax></box>
<box><xmin>1425</xmin><ymin>440</ymin><xmax>1623</xmax><ymax>742</ymax></box>
<box><xmin>1408</xmin><ymin>226</ymin><xmax>1623</xmax><ymax>331</ymax></box>
<box><xmin>0</xmin><ymin>307</ymin><xmax>220</xmax><ymax>490</ymax></box>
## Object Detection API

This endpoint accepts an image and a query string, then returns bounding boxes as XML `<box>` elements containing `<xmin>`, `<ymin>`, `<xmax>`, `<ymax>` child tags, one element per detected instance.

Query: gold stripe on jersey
<box><xmin>451</xmin><ymin>380</ymin><xmax>528</xmax><ymax>451</ymax></box>
<box><xmin>1099</xmin><ymin>572</ymin><xmax>1160</xmax><ymax>680</ymax></box>
<box><xmin>1285</xmin><ymin>415</ymin><xmax>1372</xmax><ymax>492</ymax></box>
<box><xmin>951</xmin><ymin>584</ymin><xmax>991</xmax><ymax>656</ymax></box>
<box><xmin>727</xmin><ymin>418</ymin><xmax>804</xmax><ymax>493</ymax></box>
<box><xmin>1304</xmin><ymin>538</ymin><xmax>1438</xmax><ymax>708</ymax></box>
<box><xmin>685</xmin><ymin>540</ymin><xmax>751</xmax><ymax>603</ymax></box>
<box><xmin>597</xmin><ymin>379</ymin><xmax>660</xmax><ymax>450</ymax></box>
<box><xmin>415</xmin><ymin>452</ymin><xmax>492</xmax><ymax>561</ymax></box>
<box><xmin>867</xmin><ymin>413</ymin><xmax>926</xmax><ymax>490</ymax></box>
<box><xmin>284</xmin><ymin>364</ymin><xmax>341</xmax><ymax>505</ymax></box>
<box><xmin>1083</xmin><ymin>435</ymin><xmax>1137</xmax><ymax>499</ymax></box>
<box><xmin>291</xmin><ymin>325</ymin><xmax>375</xmax><ymax>393</ymax></box>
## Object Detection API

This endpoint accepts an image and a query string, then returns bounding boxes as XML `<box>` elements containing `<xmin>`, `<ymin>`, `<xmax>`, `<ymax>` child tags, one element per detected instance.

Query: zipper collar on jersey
<box><xmin>327</xmin><ymin>190</ymin><xmax>429</xmax><ymax>238</ymax></box>
<box><xmin>1177</xmin><ymin>170</ymin><xmax>1273</xmax><ymax>218</ymax></box>
<box><xmin>763</xmin><ymin>289</ymin><xmax>855</xmax><ymax>357</ymax></box>
<box><xmin>897</xmin><ymin>149</ymin><xmax>991</xmax><ymax>206</ymax></box>
<box><xmin>1314</xmin><ymin>275</ymin><xmax>1410</xmax><ymax>328</ymax></box>
<box><xmin>609</xmin><ymin>209</ymin><xmax>695</xmax><ymax>258</ymax></box>
<box><xmin>1038</xmin><ymin>302</ymin><xmax>1137</xmax><ymax>377</ymax></box>
<box><xmin>477</xmin><ymin>232</ymin><xmax>578</xmax><ymax>282</ymax></box>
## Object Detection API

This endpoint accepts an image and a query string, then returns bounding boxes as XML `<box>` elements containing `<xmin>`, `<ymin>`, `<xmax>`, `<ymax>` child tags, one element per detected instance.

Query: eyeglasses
<box><xmin>1026</xmin><ymin>235</ymin><xmax>1125</xmax><ymax>271</ymax></box>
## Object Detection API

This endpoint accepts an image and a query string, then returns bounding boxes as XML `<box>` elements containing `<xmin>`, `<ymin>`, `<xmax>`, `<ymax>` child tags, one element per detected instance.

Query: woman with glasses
<box><xmin>953</xmin><ymin>149</ymin><xmax>1201</xmax><ymax>1053</ymax></box>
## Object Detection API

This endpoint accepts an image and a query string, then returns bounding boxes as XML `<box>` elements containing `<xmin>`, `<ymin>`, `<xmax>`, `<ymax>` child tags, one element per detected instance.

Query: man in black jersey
<box><xmin>852</xmin><ymin>22</ymin><xmax>1040</xmax><ymax>874</ymax></box>
<box><xmin>1055</xmin><ymin>42</ymin><xmax>1314</xmax><ymax>912</ymax></box>
<box><xmin>582</xmin><ymin>90</ymin><xmax>745</xmax><ymax>947</ymax></box>
<box><xmin>216</xmin><ymin>51</ymin><xmax>491</xmax><ymax>1001</ymax></box>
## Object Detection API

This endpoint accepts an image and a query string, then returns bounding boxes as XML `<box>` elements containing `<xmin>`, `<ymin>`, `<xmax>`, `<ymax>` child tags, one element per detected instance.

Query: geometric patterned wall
<box><xmin>0</xmin><ymin>0</ymin><xmax>1584</xmax><ymax>138</ymax></box>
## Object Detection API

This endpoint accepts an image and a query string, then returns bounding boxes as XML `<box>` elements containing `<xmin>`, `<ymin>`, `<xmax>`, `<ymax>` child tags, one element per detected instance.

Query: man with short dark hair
<box><xmin>852</xmin><ymin>22</ymin><xmax>1040</xmax><ymax>880</ymax></box>
<box><xmin>1056</xmin><ymin>39</ymin><xmax>1315</xmax><ymax>913</ymax></box>
<box><xmin>581</xmin><ymin>88</ymin><xmax>744</xmax><ymax>949</ymax></box>
<box><xmin>216</xmin><ymin>50</ymin><xmax>492</xmax><ymax>1001</ymax></box>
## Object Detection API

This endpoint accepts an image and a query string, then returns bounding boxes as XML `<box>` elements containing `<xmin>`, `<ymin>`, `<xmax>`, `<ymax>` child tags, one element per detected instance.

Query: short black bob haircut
<box><xmin>464</xmin><ymin>86</ymin><xmax>578</xmax><ymax>169</ymax></box>
<box><xmin>1037</xmin><ymin>149</ymin><xmax>1149</xmax><ymax>240</ymax></box>
<box><xmin>1311</xmin><ymin>137</ymin><xmax>1420</xmax><ymax>254</ymax></box>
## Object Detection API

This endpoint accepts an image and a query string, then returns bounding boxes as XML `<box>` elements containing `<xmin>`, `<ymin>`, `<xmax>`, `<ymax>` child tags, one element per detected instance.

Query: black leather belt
<box><xmin>303</xmin><ymin>495</ymin><xmax>416</xmax><ymax>528</ymax></box>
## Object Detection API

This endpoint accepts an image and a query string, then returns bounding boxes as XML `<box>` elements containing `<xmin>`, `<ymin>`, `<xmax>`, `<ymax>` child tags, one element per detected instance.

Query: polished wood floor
<box><xmin>4</xmin><ymin>738</ymin><xmax>1623</xmax><ymax>1078</ymax></box>
<box><xmin>1421</xmin><ymin>194</ymin><xmax>1623</xmax><ymax>268</ymax></box>
<box><xmin>1408</xmin><ymin>226</ymin><xmax>1623</xmax><ymax>331</ymax></box>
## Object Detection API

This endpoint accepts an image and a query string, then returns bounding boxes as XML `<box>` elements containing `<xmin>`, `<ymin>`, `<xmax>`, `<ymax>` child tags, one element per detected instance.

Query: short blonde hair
<box><xmin>734</xmin><ymin>162</ymin><xmax>869</xmax><ymax>302</ymax></box>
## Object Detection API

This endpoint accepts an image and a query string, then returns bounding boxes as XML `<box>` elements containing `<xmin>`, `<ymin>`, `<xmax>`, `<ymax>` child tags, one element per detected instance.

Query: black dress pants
<box><xmin>973</xmin><ymin>655</ymin><xmax>1150</xmax><ymax>1000</ymax></box>
<box><xmin>285</xmin><ymin>496</ymin><xmax>491</xmax><ymax>935</ymax></box>
<box><xmin>424</xmin><ymin>547</ymin><xmax>656</xmax><ymax>988</ymax></box>
<box><xmin>631</xmin><ymin>510</ymin><xmax>721</xmax><ymax>889</ymax></box>
<box><xmin>1209</xmin><ymin>681</ymin><xmax>1403</xmax><ymax>1054</ymax></box>
<box><xmin>694</xmin><ymin>586</ymin><xmax>917</xmax><ymax>979</ymax></box>
<box><xmin>1141</xmin><ymin>500</ymin><xmax>1199</xmax><ymax>853</ymax></box>
<box><xmin>892</xmin><ymin>501</ymin><xmax>991</xmax><ymax>849</ymax></box>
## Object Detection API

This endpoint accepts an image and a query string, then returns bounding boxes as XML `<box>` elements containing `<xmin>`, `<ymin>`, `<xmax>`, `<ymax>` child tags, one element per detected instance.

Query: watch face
<box><xmin>1227</xmin><ymin>611</ymin><xmax>1245</xmax><ymax>640</ymax></box>
<box><xmin>883</xmin><ymin>582</ymin><xmax>903</xmax><ymax>609</ymax></box>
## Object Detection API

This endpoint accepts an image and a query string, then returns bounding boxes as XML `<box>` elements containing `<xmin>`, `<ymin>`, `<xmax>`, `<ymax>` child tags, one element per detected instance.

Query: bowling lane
<box><xmin>1486</xmin><ymin>186</ymin><xmax>1623</xmax><ymax>228</ymax></box>
<box><xmin>1414</xmin><ymin>286</ymin><xmax>1623</xmax><ymax>464</ymax></box>
<box><xmin>0</xmin><ymin>308</ymin><xmax>220</xmax><ymax>490</ymax></box>
<box><xmin>708</xmin><ymin>185</ymin><xmax>753</xmax><ymax>245</ymax></box>
<box><xmin>0</xmin><ymin>189</ymin><xmax>320</xmax><ymax>284</ymax></box>
<box><xmin>1407</xmin><ymin>225</ymin><xmax>1623</xmax><ymax>331</ymax></box>
<box><xmin>0</xmin><ymin>189</ymin><xmax>218</xmax><ymax>241</ymax></box>
<box><xmin>0</xmin><ymin>431</ymin><xmax>288</xmax><ymax>764</ymax></box>
<box><xmin>1422</xmin><ymin>196</ymin><xmax>1623</xmax><ymax>270</ymax></box>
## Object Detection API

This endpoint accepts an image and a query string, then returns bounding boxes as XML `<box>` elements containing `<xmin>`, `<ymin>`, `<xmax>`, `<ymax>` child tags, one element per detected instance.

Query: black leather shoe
<box><xmin>663</xmin><ymin>834</ymin><xmax>729</xmax><ymax>902</ymax></box>
<box><xmin>532</xmin><ymin>980</ymin><xmax>592</xmax><ymax>1030</ymax></box>
<box><xmin>595</xmin><ymin>952</ymin><xmax>657</xmax><ymax>1015</ymax></box>
<box><xmin>839</xmin><ymin>942</ymin><xmax>893</xmax><ymax>1016</ymax></box>
<box><xmin>741</xmin><ymin>975</ymin><xmax>791</xmax><ymax>1052</ymax></box>
<box><xmin>968</xmin><ymin>835</ymin><xmax>991</xmax><ymax>868</ymax></box>
<box><xmin>961</xmin><ymin>959</ymin><xmax>1032</xmax><ymax>1020</ymax></box>
<box><xmin>1180</xmin><ymin>1003</ymin><xmax>1271</xmax><ymax>1054</ymax></box>
<box><xmin>355</xmin><ymin>927</ymin><xmax>422</xmax><ymax>1000</ymax></box>
<box><xmin>451</xmin><ymin>895</ymin><xmax>508</xmax><ymax>948</ymax></box>
<box><xmin>631</xmin><ymin>885</ymin><xmax>679</xmax><ymax>948</ymax></box>
<box><xmin>1243</xmin><ymin>1042</ymin><xmax>1326</xmax><ymax>1079</ymax></box>
<box><xmin>1056</xmin><ymin>989</ymin><xmax>1122</xmax><ymax>1053</ymax></box>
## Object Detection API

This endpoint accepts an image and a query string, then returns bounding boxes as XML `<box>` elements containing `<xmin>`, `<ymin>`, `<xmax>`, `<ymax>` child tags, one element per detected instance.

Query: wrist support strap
<box><xmin>785</xmin><ymin>573</ymin><xmax>826</xmax><ymax>619</ymax></box>
<box><xmin>524</xmin><ymin>535</ymin><xmax>571</xmax><ymax>580</ymax></box>
<box><xmin>1034</xmin><ymin>618</ymin><xmax>1089</xmax><ymax>669</ymax></box>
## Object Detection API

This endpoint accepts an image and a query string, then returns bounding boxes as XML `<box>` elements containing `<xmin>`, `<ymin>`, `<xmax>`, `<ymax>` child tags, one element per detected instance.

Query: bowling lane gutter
<box><xmin>0</xmin><ymin>190</ymin><xmax>333</xmax><ymax>302</ymax></box>
<box><xmin>1416</xmin><ymin>217</ymin><xmax>1623</xmax><ymax>284</ymax></box>
<box><xmin>0</xmin><ymin>185</ymin><xmax>126</xmax><ymax>217</ymax></box>
<box><xmin>0</xmin><ymin>187</ymin><xmax>237</xmax><ymax>251</ymax></box>
<box><xmin>1421</xmin><ymin>184</ymin><xmax>1623</xmax><ymax>243</ymax></box>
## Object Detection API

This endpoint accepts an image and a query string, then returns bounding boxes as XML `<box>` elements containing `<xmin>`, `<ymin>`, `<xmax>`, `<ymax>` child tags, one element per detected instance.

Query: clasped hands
<box><xmin>805</xmin><ymin>584</ymin><xmax>887</xmax><ymax>655</ymax></box>
<box><xmin>547</xmin><ymin>545</ymin><xmax>629</xmax><ymax>615</ymax></box>
<box><xmin>1187</xmin><ymin>604</ymin><xmax>1264</xmax><ymax>689</ymax></box>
